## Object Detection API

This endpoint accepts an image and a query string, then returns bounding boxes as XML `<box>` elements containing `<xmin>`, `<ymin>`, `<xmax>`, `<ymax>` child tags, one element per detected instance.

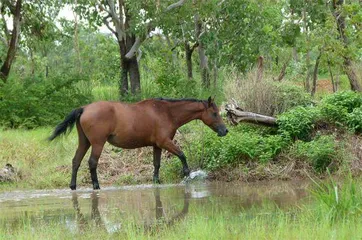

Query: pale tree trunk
<box><xmin>292</xmin><ymin>47</ymin><xmax>299</xmax><ymax>62</ymax></box>
<box><xmin>73</xmin><ymin>0</ymin><xmax>82</xmax><ymax>74</ymax></box>
<box><xmin>213</xmin><ymin>58</ymin><xmax>218</xmax><ymax>88</ymax></box>
<box><xmin>225</xmin><ymin>103</ymin><xmax>277</xmax><ymax>127</ymax></box>
<box><xmin>165</xmin><ymin>35</ymin><xmax>178</xmax><ymax>65</ymax></box>
<box><xmin>0</xmin><ymin>0</ymin><xmax>22</xmax><ymax>83</ymax></box>
<box><xmin>184</xmin><ymin>41</ymin><xmax>198</xmax><ymax>79</ymax></box>
<box><xmin>185</xmin><ymin>42</ymin><xmax>193</xmax><ymax>79</ymax></box>
<box><xmin>303</xmin><ymin>7</ymin><xmax>311</xmax><ymax>92</ymax></box>
<box><xmin>333</xmin><ymin>0</ymin><xmax>361</xmax><ymax>91</ymax></box>
<box><xmin>327</xmin><ymin>59</ymin><xmax>337</xmax><ymax>92</ymax></box>
<box><xmin>277</xmin><ymin>54</ymin><xmax>291</xmax><ymax>82</ymax></box>
<box><xmin>257</xmin><ymin>56</ymin><xmax>264</xmax><ymax>82</ymax></box>
<box><xmin>311</xmin><ymin>51</ymin><xmax>322</xmax><ymax>97</ymax></box>
<box><xmin>194</xmin><ymin>13</ymin><xmax>210</xmax><ymax>88</ymax></box>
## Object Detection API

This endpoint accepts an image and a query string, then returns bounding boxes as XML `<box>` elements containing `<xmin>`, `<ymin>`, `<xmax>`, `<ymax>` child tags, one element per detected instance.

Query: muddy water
<box><xmin>0</xmin><ymin>181</ymin><xmax>310</xmax><ymax>233</ymax></box>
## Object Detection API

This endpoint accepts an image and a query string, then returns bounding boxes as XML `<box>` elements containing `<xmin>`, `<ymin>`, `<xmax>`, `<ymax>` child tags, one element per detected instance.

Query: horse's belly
<box><xmin>107</xmin><ymin>134</ymin><xmax>152</xmax><ymax>149</ymax></box>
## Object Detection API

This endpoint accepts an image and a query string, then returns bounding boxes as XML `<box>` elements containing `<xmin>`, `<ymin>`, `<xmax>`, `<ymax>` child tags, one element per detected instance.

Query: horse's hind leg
<box><xmin>88</xmin><ymin>143</ymin><xmax>105</xmax><ymax>190</ymax></box>
<box><xmin>70</xmin><ymin>123</ymin><xmax>90</xmax><ymax>190</ymax></box>
<box><xmin>153</xmin><ymin>146</ymin><xmax>162</xmax><ymax>184</ymax></box>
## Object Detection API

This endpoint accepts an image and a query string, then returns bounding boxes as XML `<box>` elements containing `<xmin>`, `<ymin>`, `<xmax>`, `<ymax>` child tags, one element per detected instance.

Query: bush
<box><xmin>0</xmin><ymin>75</ymin><xmax>91</xmax><ymax>128</ymax></box>
<box><xmin>291</xmin><ymin>135</ymin><xmax>337</xmax><ymax>173</ymax></box>
<box><xmin>347</xmin><ymin>107</ymin><xmax>362</xmax><ymax>133</ymax></box>
<box><xmin>277</xmin><ymin>106</ymin><xmax>319</xmax><ymax>140</ymax></box>
<box><xmin>322</xmin><ymin>91</ymin><xmax>362</xmax><ymax>113</ymax></box>
<box><xmin>202</xmin><ymin>126</ymin><xmax>289</xmax><ymax>170</ymax></box>
<box><xmin>154</xmin><ymin>58</ymin><xmax>199</xmax><ymax>98</ymax></box>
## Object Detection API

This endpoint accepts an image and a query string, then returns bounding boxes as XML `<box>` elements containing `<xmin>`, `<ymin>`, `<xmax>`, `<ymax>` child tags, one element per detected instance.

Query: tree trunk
<box><xmin>195</xmin><ymin>13</ymin><xmax>210</xmax><ymax>88</ymax></box>
<box><xmin>257</xmin><ymin>56</ymin><xmax>264</xmax><ymax>82</ymax></box>
<box><xmin>333</xmin><ymin>0</ymin><xmax>361</xmax><ymax>91</ymax></box>
<box><xmin>311</xmin><ymin>51</ymin><xmax>322</xmax><ymax>97</ymax></box>
<box><xmin>0</xmin><ymin>0</ymin><xmax>22</xmax><ymax>83</ymax></box>
<box><xmin>129</xmin><ymin>57</ymin><xmax>140</xmax><ymax>93</ymax></box>
<box><xmin>277</xmin><ymin>55</ymin><xmax>291</xmax><ymax>82</ymax></box>
<box><xmin>126</xmin><ymin>34</ymin><xmax>140</xmax><ymax>95</ymax></box>
<box><xmin>185</xmin><ymin>42</ymin><xmax>193</xmax><ymax>79</ymax></box>
<box><xmin>225</xmin><ymin>103</ymin><xmax>277</xmax><ymax>127</ymax></box>
<box><xmin>292</xmin><ymin>47</ymin><xmax>299</xmax><ymax>62</ymax></box>
<box><xmin>327</xmin><ymin>59</ymin><xmax>336</xmax><ymax>93</ymax></box>
<box><xmin>305</xmin><ymin>51</ymin><xmax>311</xmax><ymax>92</ymax></box>
<box><xmin>302</xmin><ymin>7</ymin><xmax>311</xmax><ymax>92</ymax></box>
<box><xmin>213</xmin><ymin>58</ymin><xmax>218</xmax><ymax>88</ymax></box>
<box><xmin>119</xmin><ymin>40</ymin><xmax>128</xmax><ymax>96</ymax></box>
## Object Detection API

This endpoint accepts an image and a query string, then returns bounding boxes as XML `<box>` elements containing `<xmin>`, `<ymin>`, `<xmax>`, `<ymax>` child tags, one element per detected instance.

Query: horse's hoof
<box><xmin>93</xmin><ymin>184</ymin><xmax>100</xmax><ymax>190</ymax></box>
<box><xmin>69</xmin><ymin>185</ymin><xmax>76</xmax><ymax>190</ymax></box>
<box><xmin>183</xmin><ymin>168</ymin><xmax>190</xmax><ymax>177</ymax></box>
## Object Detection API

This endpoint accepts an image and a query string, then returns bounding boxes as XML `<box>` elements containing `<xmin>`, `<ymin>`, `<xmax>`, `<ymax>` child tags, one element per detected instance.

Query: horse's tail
<box><xmin>48</xmin><ymin>108</ymin><xmax>84</xmax><ymax>141</ymax></box>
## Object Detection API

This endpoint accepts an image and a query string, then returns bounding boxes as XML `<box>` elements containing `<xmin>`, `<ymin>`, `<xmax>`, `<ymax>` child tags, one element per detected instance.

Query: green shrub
<box><xmin>277</xmin><ymin>106</ymin><xmax>319</xmax><ymax>140</ymax></box>
<box><xmin>0</xmin><ymin>75</ymin><xmax>91</xmax><ymax>128</ymax></box>
<box><xmin>154</xmin><ymin>58</ymin><xmax>198</xmax><ymax>98</ymax></box>
<box><xmin>291</xmin><ymin>135</ymin><xmax>336</xmax><ymax>173</ymax></box>
<box><xmin>319</xmin><ymin>103</ymin><xmax>348</xmax><ymax>124</ymax></box>
<box><xmin>322</xmin><ymin>91</ymin><xmax>362</xmax><ymax>113</ymax></box>
<box><xmin>202</xmin><ymin>127</ymin><xmax>289</xmax><ymax>170</ymax></box>
<box><xmin>347</xmin><ymin>107</ymin><xmax>362</xmax><ymax>133</ymax></box>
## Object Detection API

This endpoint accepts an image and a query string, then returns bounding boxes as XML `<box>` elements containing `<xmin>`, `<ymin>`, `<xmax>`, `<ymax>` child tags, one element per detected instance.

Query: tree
<box><xmin>0</xmin><ymin>0</ymin><xmax>22</xmax><ymax>83</ymax></box>
<box><xmin>332</xmin><ymin>0</ymin><xmax>361</xmax><ymax>91</ymax></box>
<box><xmin>99</xmin><ymin>0</ymin><xmax>187</xmax><ymax>97</ymax></box>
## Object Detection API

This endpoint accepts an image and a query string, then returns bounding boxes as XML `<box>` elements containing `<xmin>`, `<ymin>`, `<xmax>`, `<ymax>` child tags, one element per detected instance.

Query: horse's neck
<box><xmin>168</xmin><ymin>101</ymin><xmax>204</xmax><ymax>128</ymax></box>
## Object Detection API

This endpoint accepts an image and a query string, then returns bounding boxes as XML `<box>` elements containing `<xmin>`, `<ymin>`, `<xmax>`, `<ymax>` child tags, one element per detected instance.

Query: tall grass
<box><xmin>224</xmin><ymin>67</ymin><xmax>312</xmax><ymax>116</ymax></box>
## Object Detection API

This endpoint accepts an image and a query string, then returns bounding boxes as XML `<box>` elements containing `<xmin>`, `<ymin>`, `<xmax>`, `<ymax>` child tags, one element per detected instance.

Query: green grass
<box><xmin>0</xmin><ymin>128</ymin><xmax>81</xmax><ymax>190</ymax></box>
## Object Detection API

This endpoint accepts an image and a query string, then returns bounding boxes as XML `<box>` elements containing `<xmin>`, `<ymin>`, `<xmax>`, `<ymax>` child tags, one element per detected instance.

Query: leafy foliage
<box><xmin>291</xmin><ymin>136</ymin><xmax>337</xmax><ymax>172</ymax></box>
<box><xmin>0</xmin><ymin>76</ymin><xmax>91</xmax><ymax>128</ymax></box>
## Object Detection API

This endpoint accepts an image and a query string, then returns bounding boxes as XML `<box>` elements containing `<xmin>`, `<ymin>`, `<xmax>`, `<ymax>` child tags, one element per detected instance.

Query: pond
<box><xmin>0</xmin><ymin>181</ymin><xmax>310</xmax><ymax>236</ymax></box>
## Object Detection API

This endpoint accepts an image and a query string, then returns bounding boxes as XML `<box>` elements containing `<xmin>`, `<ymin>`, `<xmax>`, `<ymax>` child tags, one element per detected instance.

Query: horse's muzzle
<box><xmin>217</xmin><ymin>126</ymin><xmax>229</xmax><ymax>137</ymax></box>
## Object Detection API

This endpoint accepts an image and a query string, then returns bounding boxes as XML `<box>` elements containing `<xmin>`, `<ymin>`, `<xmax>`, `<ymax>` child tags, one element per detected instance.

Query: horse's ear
<box><xmin>208</xmin><ymin>96</ymin><xmax>212</xmax><ymax>107</ymax></box>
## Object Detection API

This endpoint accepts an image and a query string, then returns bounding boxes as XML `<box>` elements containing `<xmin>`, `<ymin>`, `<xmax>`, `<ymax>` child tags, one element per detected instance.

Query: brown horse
<box><xmin>49</xmin><ymin>97</ymin><xmax>228</xmax><ymax>190</ymax></box>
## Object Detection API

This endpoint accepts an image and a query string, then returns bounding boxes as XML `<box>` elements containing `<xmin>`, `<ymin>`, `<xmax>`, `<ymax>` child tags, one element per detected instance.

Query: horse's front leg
<box><xmin>159</xmin><ymin>140</ymin><xmax>190</xmax><ymax>177</ymax></box>
<box><xmin>153</xmin><ymin>146</ymin><xmax>162</xmax><ymax>184</ymax></box>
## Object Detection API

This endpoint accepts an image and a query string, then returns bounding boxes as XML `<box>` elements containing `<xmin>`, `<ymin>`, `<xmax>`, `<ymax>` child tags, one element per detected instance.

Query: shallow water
<box><xmin>0</xmin><ymin>181</ymin><xmax>310</xmax><ymax>234</ymax></box>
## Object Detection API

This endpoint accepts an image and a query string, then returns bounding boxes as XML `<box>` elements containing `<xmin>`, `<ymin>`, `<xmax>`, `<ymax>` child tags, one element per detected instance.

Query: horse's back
<box><xmin>79</xmin><ymin>100</ymin><xmax>166</xmax><ymax>148</ymax></box>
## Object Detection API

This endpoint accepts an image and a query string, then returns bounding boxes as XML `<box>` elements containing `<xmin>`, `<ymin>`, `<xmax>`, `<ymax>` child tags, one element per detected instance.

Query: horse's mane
<box><xmin>154</xmin><ymin>98</ymin><xmax>205</xmax><ymax>103</ymax></box>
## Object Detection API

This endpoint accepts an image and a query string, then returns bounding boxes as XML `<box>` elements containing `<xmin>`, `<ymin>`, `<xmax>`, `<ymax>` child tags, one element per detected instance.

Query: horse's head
<box><xmin>201</xmin><ymin>96</ymin><xmax>228</xmax><ymax>137</ymax></box>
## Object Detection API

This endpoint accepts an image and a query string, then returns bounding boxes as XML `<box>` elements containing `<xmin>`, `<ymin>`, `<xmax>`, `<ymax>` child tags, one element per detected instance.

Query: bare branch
<box><xmin>125</xmin><ymin>37</ymin><xmax>141</xmax><ymax>59</ymax></box>
<box><xmin>105</xmin><ymin>0</ymin><xmax>125</xmax><ymax>40</ymax></box>
<box><xmin>103</xmin><ymin>15</ymin><xmax>116</xmax><ymax>35</ymax></box>
<box><xmin>1</xmin><ymin>12</ymin><xmax>9</xmax><ymax>42</ymax></box>
<box><xmin>137</xmin><ymin>49</ymin><xmax>142</xmax><ymax>62</ymax></box>
<box><xmin>191</xmin><ymin>42</ymin><xmax>199</xmax><ymax>52</ymax></box>
<box><xmin>166</xmin><ymin>0</ymin><xmax>187</xmax><ymax>11</ymax></box>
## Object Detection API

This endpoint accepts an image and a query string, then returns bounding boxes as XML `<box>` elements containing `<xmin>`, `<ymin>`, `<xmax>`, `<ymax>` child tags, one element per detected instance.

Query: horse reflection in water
<box><xmin>71</xmin><ymin>187</ymin><xmax>190</xmax><ymax>234</ymax></box>
<box><xmin>145</xmin><ymin>187</ymin><xmax>191</xmax><ymax>233</ymax></box>
<box><xmin>71</xmin><ymin>192</ymin><xmax>106</xmax><ymax>233</ymax></box>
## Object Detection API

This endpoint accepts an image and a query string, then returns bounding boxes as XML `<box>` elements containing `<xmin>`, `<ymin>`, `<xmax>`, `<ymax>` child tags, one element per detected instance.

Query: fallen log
<box><xmin>225</xmin><ymin>102</ymin><xmax>277</xmax><ymax>127</ymax></box>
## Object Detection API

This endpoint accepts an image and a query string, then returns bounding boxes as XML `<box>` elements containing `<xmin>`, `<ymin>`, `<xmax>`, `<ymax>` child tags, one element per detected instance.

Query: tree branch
<box><xmin>166</xmin><ymin>0</ymin><xmax>187</xmax><ymax>11</ymax></box>
<box><xmin>105</xmin><ymin>0</ymin><xmax>125</xmax><ymax>40</ymax></box>
<box><xmin>123</xmin><ymin>0</ymin><xmax>187</xmax><ymax>59</ymax></box>
<box><xmin>1</xmin><ymin>13</ymin><xmax>9</xmax><ymax>43</ymax></box>
<box><xmin>225</xmin><ymin>103</ymin><xmax>277</xmax><ymax>127</ymax></box>
<box><xmin>125</xmin><ymin>37</ymin><xmax>141</xmax><ymax>59</ymax></box>
<box><xmin>103</xmin><ymin>15</ymin><xmax>116</xmax><ymax>35</ymax></box>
